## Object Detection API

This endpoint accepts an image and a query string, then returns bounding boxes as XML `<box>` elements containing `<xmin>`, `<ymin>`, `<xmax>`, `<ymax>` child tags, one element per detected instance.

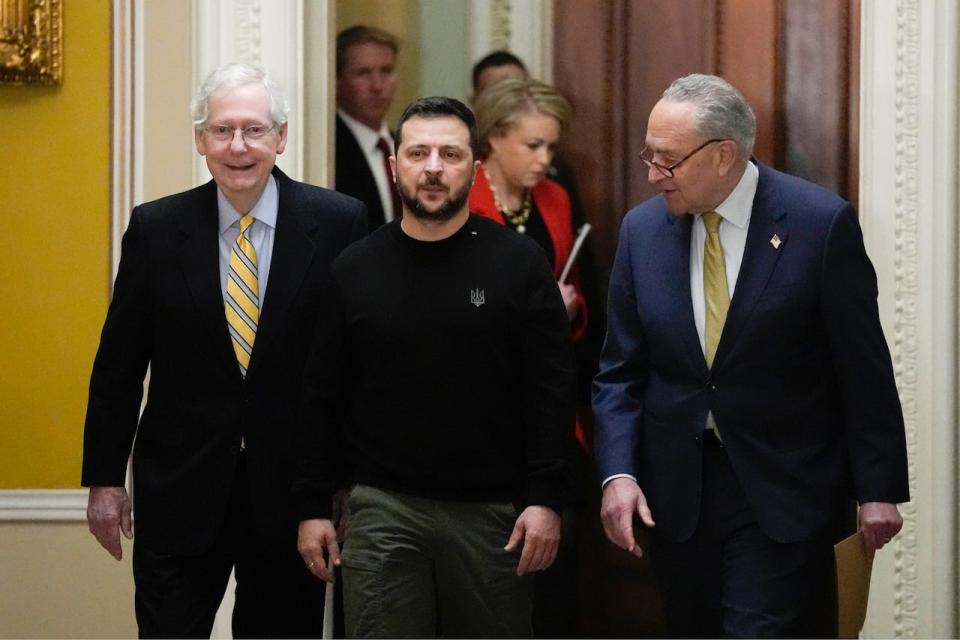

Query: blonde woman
<box><xmin>469</xmin><ymin>77</ymin><xmax>589</xmax><ymax>341</ymax></box>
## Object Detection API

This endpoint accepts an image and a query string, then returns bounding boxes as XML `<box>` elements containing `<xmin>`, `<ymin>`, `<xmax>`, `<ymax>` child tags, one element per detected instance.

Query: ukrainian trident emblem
<box><xmin>470</xmin><ymin>288</ymin><xmax>485</xmax><ymax>307</ymax></box>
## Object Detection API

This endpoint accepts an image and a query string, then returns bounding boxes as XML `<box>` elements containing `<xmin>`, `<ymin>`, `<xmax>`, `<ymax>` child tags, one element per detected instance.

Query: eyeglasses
<box><xmin>639</xmin><ymin>138</ymin><xmax>728</xmax><ymax>178</ymax></box>
<box><xmin>202</xmin><ymin>123</ymin><xmax>277</xmax><ymax>144</ymax></box>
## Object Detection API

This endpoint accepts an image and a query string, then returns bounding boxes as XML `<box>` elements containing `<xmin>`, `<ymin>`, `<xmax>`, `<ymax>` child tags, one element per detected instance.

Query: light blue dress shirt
<box><xmin>217</xmin><ymin>176</ymin><xmax>279</xmax><ymax>307</ymax></box>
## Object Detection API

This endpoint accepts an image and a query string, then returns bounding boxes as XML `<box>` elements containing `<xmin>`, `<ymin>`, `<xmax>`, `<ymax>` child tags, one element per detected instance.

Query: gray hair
<box><xmin>662</xmin><ymin>74</ymin><xmax>756</xmax><ymax>159</ymax></box>
<box><xmin>190</xmin><ymin>63</ymin><xmax>289</xmax><ymax>129</ymax></box>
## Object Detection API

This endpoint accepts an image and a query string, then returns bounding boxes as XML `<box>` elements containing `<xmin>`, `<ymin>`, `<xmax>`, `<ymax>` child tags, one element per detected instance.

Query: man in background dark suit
<box><xmin>335</xmin><ymin>25</ymin><xmax>400</xmax><ymax>231</ymax></box>
<box><xmin>82</xmin><ymin>63</ymin><xmax>366</xmax><ymax>638</ymax></box>
<box><xmin>593</xmin><ymin>74</ymin><xmax>909</xmax><ymax>637</ymax></box>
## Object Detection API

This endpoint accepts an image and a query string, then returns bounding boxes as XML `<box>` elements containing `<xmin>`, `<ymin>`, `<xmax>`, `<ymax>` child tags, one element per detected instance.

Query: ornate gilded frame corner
<box><xmin>0</xmin><ymin>0</ymin><xmax>63</xmax><ymax>85</ymax></box>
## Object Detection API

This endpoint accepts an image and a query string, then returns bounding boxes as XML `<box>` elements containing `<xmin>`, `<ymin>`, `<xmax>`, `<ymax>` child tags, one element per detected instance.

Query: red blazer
<box><xmin>470</xmin><ymin>167</ymin><xmax>588</xmax><ymax>341</ymax></box>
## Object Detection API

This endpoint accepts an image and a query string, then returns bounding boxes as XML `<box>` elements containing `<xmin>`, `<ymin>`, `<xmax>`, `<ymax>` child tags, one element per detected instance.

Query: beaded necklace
<box><xmin>487</xmin><ymin>180</ymin><xmax>532</xmax><ymax>234</ymax></box>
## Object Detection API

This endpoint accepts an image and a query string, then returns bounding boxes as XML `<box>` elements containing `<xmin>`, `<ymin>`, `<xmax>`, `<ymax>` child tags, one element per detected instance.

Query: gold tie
<box><xmin>225</xmin><ymin>215</ymin><xmax>259</xmax><ymax>376</ymax></box>
<box><xmin>702</xmin><ymin>211</ymin><xmax>729</xmax><ymax>369</ymax></box>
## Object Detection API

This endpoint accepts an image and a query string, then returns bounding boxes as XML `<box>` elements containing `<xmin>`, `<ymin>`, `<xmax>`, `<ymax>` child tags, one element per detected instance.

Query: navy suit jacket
<box><xmin>335</xmin><ymin>115</ymin><xmax>388</xmax><ymax>232</ymax></box>
<box><xmin>82</xmin><ymin>167</ymin><xmax>367</xmax><ymax>554</ymax></box>
<box><xmin>593</xmin><ymin>162</ymin><xmax>909</xmax><ymax>543</ymax></box>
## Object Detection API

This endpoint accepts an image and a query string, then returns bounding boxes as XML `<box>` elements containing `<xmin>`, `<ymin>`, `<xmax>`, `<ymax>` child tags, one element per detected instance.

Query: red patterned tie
<box><xmin>377</xmin><ymin>137</ymin><xmax>402</xmax><ymax>220</ymax></box>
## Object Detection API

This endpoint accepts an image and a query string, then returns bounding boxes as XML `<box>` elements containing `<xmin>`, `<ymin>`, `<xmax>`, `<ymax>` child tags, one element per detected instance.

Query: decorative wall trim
<box><xmin>110</xmin><ymin>0</ymin><xmax>140</xmax><ymax>281</ymax></box>
<box><xmin>467</xmin><ymin>1</ymin><xmax>491</xmax><ymax>71</ymax></box>
<box><xmin>490</xmin><ymin>0</ymin><xmax>511</xmax><ymax>50</ymax></box>
<box><xmin>303</xmin><ymin>0</ymin><xmax>333</xmax><ymax>187</ymax></box>
<box><xmin>509</xmin><ymin>0</ymin><xmax>553</xmax><ymax>83</ymax></box>
<box><xmin>0</xmin><ymin>490</ymin><xmax>87</xmax><ymax>521</ymax></box>
<box><xmin>862</xmin><ymin>0</ymin><xmax>958</xmax><ymax>636</ymax></box>
<box><xmin>466</xmin><ymin>0</ymin><xmax>553</xmax><ymax>85</ymax></box>
<box><xmin>234</xmin><ymin>0</ymin><xmax>263</xmax><ymax>65</ymax></box>
<box><xmin>892</xmin><ymin>1</ymin><xmax>920</xmax><ymax>636</ymax></box>
<box><xmin>192</xmin><ymin>0</ymin><xmax>305</xmax><ymax>185</ymax></box>
<box><xmin>537</xmin><ymin>0</ymin><xmax>554</xmax><ymax>84</ymax></box>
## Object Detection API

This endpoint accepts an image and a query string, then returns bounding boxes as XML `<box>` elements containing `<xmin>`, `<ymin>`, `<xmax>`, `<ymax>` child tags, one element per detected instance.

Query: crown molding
<box><xmin>0</xmin><ymin>490</ymin><xmax>87</xmax><ymax>522</ymax></box>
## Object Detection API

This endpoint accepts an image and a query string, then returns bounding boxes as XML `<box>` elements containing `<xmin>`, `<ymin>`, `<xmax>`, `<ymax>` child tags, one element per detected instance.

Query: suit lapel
<box><xmin>665</xmin><ymin>212</ymin><xmax>706</xmax><ymax>374</ymax></box>
<box><xmin>246</xmin><ymin>169</ymin><xmax>317</xmax><ymax>378</ymax></box>
<box><xmin>713</xmin><ymin>167</ymin><xmax>787</xmax><ymax>368</ymax></box>
<box><xmin>336</xmin><ymin>116</ymin><xmax>386</xmax><ymax>230</ymax></box>
<box><xmin>177</xmin><ymin>181</ymin><xmax>243</xmax><ymax>378</ymax></box>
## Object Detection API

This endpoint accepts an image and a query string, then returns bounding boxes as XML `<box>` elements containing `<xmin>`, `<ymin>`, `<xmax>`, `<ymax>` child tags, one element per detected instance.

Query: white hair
<box><xmin>662</xmin><ymin>73</ymin><xmax>756</xmax><ymax>159</ymax></box>
<box><xmin>190</xmin><ymin>63</ymin><xmax>289</xmax><ymax>129</ymax></box>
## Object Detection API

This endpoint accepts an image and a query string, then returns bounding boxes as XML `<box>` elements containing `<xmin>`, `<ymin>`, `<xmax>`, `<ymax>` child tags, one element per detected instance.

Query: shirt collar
<box><xmin>702</xmin><ymin>160</ymin><xmax>759</xmax><ymax>229</ymax></box>
<box><xmin>338</xmin><ymin>108</ymin><xmax>392</xmax><ymax>153</ymax></box>
<box><xmin>217</xmin><ymin>175</ymin><xmax>280</xmax><ymax>235</ymax></box>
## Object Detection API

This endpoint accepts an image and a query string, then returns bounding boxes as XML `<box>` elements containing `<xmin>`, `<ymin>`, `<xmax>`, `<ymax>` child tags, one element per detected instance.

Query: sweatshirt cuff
<box><xmin>291</xmin><ymin>485</ymin><xmax>333</xmax><ymax>522</ymax></box>
<box><xmin>526</xmin><ymin>478</ymin><xmax>565</xmax><ymax>514</ymax></box>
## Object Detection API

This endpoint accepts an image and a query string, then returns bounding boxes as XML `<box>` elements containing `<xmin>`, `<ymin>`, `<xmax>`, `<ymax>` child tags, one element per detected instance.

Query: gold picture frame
<box><xmin>0</xmin><ymin>0</ymin><xmax>63</xmax><ymax>85</ymax></box>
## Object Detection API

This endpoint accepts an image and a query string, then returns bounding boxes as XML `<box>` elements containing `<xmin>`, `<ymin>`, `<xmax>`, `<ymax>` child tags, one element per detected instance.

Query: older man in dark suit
<box><xmin>82</xmin><ymin>63</ymin><xmax>366</xmax><ymax>638</ymax></box>
<box><xmin>593</xmin><ymin>74</ymin><xmax>909</xmax><ymax>637</ymax></box>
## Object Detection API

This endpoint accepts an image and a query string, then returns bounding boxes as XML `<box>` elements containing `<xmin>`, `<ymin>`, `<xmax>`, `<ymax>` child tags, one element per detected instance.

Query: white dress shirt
<box><xmin>338</xmin><ymin>109</ymin><xmax>397</xmax><ymax>222</ymax></box>
<box><xmin>690</xmin><ymin>160</ymin><xmax>758</xmax><ymax>353</ymax></box>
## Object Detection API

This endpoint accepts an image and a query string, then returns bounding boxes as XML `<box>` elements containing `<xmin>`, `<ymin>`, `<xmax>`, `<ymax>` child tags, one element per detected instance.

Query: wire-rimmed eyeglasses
<box><xmin>202</xmin><ymin>123</ymin><xmax>277</xmax><ymax>144</ymax></box>
<box><xmin>639</xmin><ymin>138</ymin><xmax>728</xmax><ymax>178</ymax></box>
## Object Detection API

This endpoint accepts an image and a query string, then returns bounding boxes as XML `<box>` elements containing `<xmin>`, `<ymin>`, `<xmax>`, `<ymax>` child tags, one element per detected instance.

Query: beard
<box><xmin>397</xmin><ymin>173</ymin><xmax>473</xmax><ymax>222</ymax></box>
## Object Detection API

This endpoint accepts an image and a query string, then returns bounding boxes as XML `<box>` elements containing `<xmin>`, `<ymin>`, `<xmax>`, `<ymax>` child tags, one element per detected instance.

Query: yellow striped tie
<box><xmin>225</xmin><ymin>215</ymin><xmax>259</xmax><ymax>376</ymax></box>
<box><xmin>702</xmin><ymin>211</ymin><xmax>729</xmax><ymax>369</ymax></box>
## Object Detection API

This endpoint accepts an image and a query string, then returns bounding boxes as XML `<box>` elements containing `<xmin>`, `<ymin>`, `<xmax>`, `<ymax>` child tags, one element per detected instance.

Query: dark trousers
<box><xmin>649</xmin><ymin>432</ymin><xmax>837</xmax><ymax>638</ymax></box>
<box><xmin>132</xmin><ymin>454</ymin><xmax>325</xmax><ymax>639</ymax></box>
<box><xmin>532</xmin><ymin>505</ymin><xmax>580</xmax><ymax>637</ymax></box>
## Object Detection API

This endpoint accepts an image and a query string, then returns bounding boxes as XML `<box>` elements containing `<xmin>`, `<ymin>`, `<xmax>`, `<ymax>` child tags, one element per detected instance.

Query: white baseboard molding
<box><xmin>0</xmin><ymin>489</ymin><xmax>88</xmax><ymax>521</ymax></box>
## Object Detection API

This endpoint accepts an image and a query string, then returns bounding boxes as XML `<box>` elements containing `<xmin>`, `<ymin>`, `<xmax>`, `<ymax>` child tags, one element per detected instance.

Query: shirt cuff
<box><xmin>601</xmin><ymin>473</ymin><xmax>637</xmax><ymax>490</ymax></box>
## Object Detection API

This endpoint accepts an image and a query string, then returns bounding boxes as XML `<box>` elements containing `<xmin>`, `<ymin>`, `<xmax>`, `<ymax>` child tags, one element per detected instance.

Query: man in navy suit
<box><xmin>82</xmin><ymin>63</ymin><xmax>366</xmax><ymax>638</ymax></box>
<box><xmin>593</xmin><ymin>74</ymin><xmax>909</xmax><ymax>637</ymax></box>
<box><xmin>335</xmin><ymin>25</ymin><xmax>400</xmax><ymax>231</ymax></box>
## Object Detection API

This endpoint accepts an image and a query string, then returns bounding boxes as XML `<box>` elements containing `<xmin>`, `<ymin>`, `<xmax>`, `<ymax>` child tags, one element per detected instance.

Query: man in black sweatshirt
<box><xmin>294</xmin><ymin>96</ymin><xmax>576</xmax><ymax>638</ymax></box>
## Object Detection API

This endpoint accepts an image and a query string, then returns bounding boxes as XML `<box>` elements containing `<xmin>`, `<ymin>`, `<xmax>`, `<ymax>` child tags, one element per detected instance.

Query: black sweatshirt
<box><xmin>294</xmin><ymin>214</ymin><xmax>576</xmax><ymax>519</ymax></box>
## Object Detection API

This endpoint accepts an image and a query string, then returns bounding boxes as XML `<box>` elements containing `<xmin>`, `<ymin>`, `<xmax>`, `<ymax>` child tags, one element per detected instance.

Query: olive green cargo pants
<box><xmin>341</xmin><ymin>484</ymin><xmax>533</xmax><ymax>638</ymax></box>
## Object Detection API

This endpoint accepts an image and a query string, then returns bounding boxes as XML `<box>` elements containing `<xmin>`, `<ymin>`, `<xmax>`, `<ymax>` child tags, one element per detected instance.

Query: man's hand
<box><xmin>298</xmin><ymin>518</ymin><xmax>341</xmax><ymax>583</ymax></box>
<box><xmin>858</xmin><ymin>501</ymin><xmax>903</xmax><ymax>560</ymax></box>
<box><xmin>504</xmin><ymin>505</ymin><xmax>561</xmax><ymax>576</ymax></box>
<box><xmin>600</xmin><ymin>477</ymin><xmax>654</xmax><ymax>558</ymax></box>
<box><xmin>87</xmin><ymin>486</ymin><xmax>133</xmax><ymax>561</ymax></box>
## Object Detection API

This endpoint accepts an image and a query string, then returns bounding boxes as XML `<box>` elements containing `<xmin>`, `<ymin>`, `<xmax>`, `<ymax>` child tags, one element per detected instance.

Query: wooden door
<box><xmin>554</xmin><ymin>0</ymin><xmax>859</xmax><ymax>273</ymax></box>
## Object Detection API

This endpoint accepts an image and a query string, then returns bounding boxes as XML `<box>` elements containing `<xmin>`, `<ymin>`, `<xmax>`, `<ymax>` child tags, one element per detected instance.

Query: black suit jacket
<box><xmin>335</xmin><ymin>115</ymin><xmax>388</xmax><ymax>231</ymax></box>
<box><xmin>594</xmin><ymin>163</ymin><xmax>909</xmax><ymax>543</ymax></box>
<box><xmin>82</xmin><ymin>167</ymin><xmax>367</xmax><ymax>555</ymax></box>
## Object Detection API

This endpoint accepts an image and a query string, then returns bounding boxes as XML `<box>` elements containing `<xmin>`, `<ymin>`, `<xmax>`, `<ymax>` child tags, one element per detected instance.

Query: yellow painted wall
<box><xmin>0</xmin><ymin>1</ymin><xmax>111</xmax><ymax>488</ymax></box>
<box><xmin>336</xmin><ymin>0</ymin><xmax>421</xmax><ymax>128</ymax></box>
